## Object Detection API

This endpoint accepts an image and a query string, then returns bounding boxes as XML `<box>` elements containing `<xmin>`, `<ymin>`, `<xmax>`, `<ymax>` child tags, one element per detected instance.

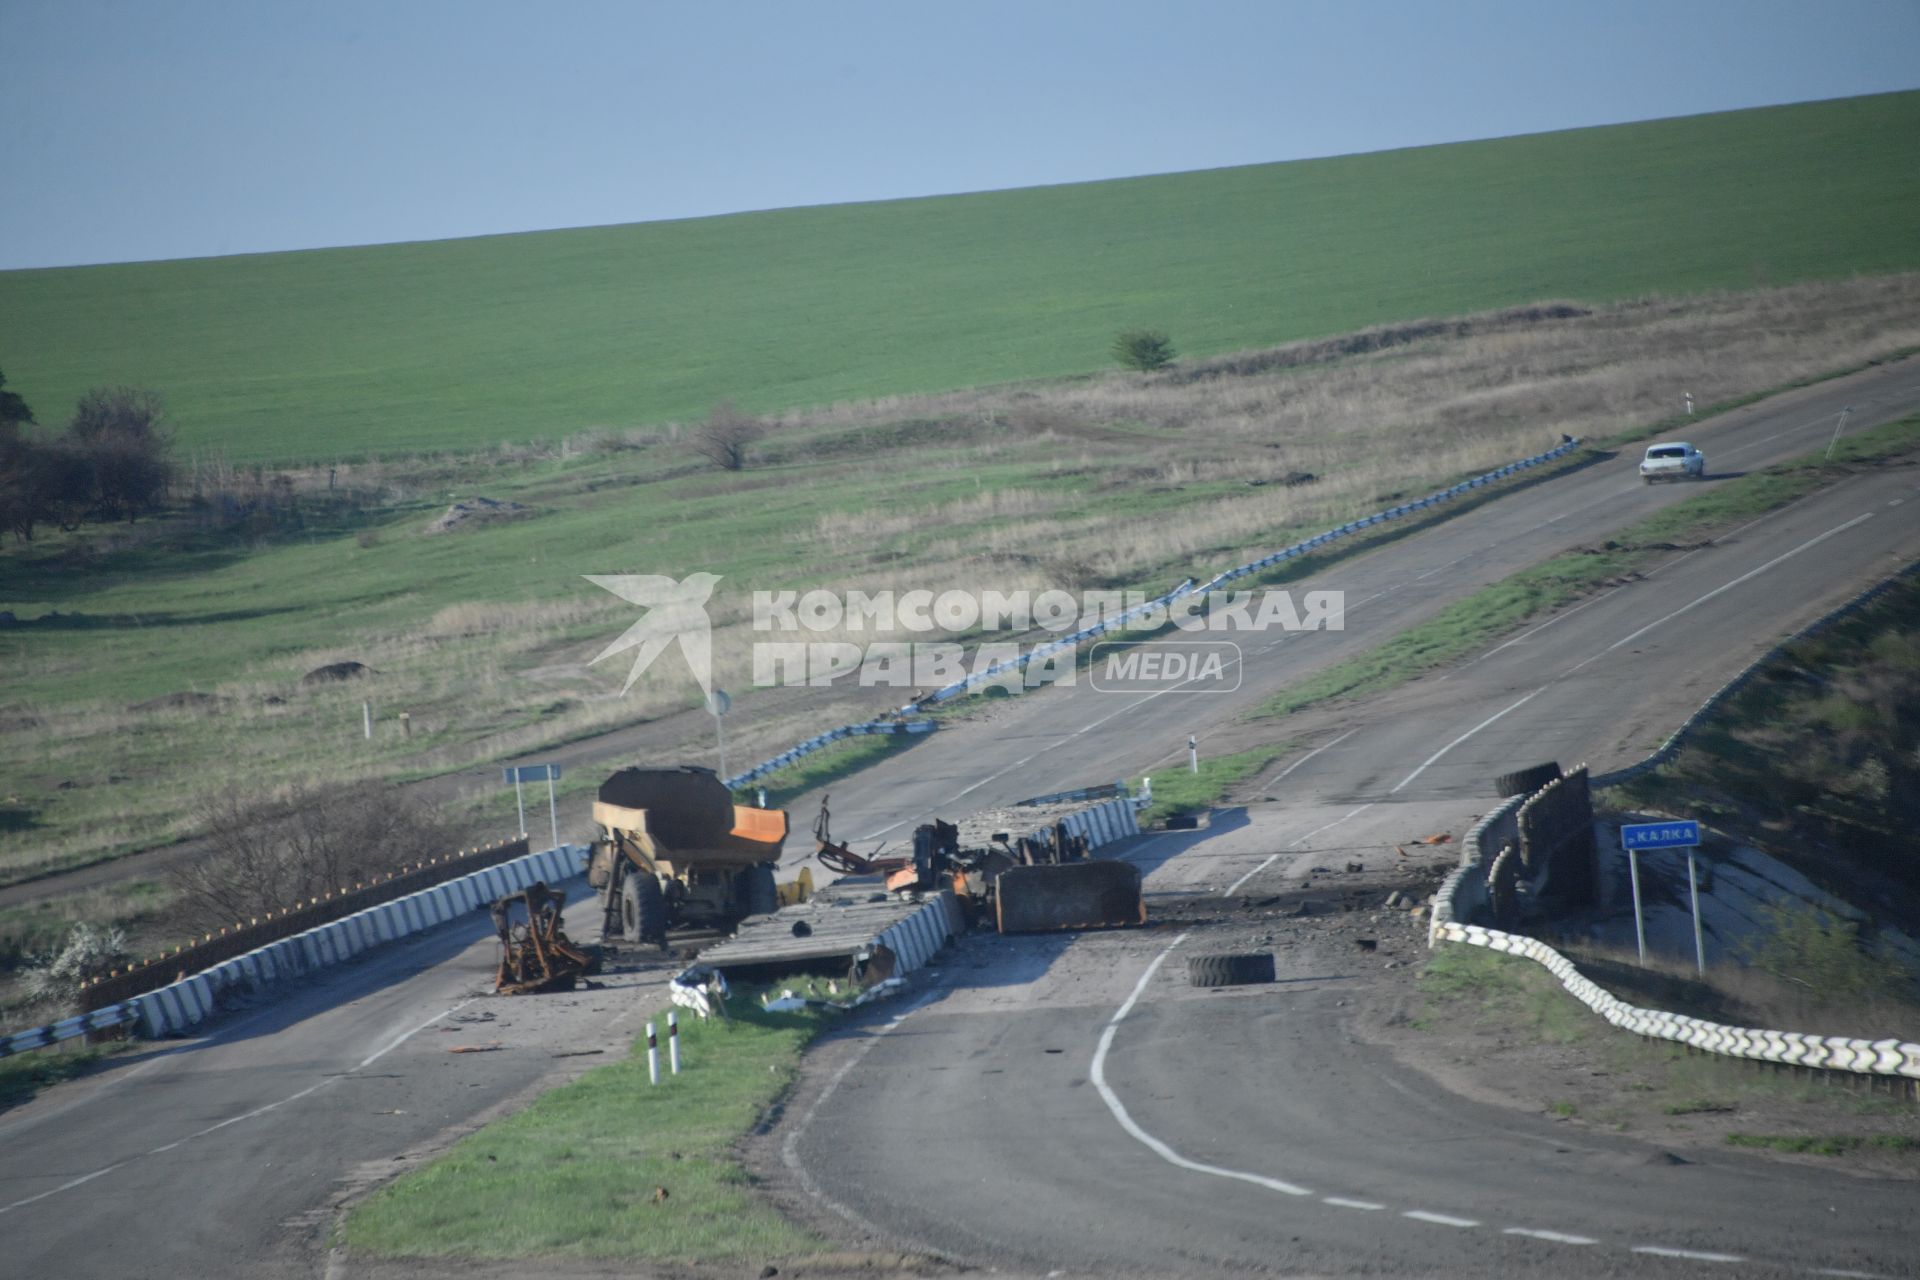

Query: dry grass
<box><xmin>6</xmin><ymin>275</ymin><xmax>1918</xmax><ymax>889</ymax></box>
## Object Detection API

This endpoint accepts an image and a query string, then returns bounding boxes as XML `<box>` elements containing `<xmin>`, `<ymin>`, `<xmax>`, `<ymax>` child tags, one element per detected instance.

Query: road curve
<box><xmin>779</xmin><ymin>460</ymin><xmax>1920</xmax><ymax>1276</ymax></box>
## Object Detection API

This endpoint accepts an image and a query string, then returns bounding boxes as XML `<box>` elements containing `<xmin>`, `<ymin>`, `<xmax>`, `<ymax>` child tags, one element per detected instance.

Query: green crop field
<box><xmin>2</xmin><ymin>91</ymin><xmax>1917</xmax><ymax>463</ymax></box>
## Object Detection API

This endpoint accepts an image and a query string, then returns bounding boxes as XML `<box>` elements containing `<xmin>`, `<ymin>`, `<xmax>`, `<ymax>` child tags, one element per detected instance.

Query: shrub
<box><xmin>1737</xmin><ymin>901</ymin><xmax>1909</xmax><ymax>1006</ymax></box>
<box><xmin>20</xmin><ymin>923</ymin><xmax>131</xmax><ymax>1010</ymax></box>
<box><xmin>691</xmin><ymin>400</ymin><xmax>765</xmax><ymax>471</ymax></box>
<box><xmin>1112</xmin><ymin>328</ymin><xmax>1176</xmax><ymax>372</ymax></box>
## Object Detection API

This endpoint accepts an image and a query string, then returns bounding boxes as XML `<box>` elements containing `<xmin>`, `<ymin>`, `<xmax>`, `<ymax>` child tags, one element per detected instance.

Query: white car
<box><xmin>1639</xmin><ymin>441</ymin><xmax>1705</xmax><ymax>483</ymax></box>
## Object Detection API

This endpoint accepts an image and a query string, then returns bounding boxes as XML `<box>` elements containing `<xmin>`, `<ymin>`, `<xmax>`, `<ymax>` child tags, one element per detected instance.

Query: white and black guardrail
<box><xmin>724</xmin><ymin>438</ymin><xmax>1584</xmax><ymax>791</ymax></box>
<box><xmin>1431</xmin><ymin>749</ymin><xmax>1920</xmax><ymax>1084</ymax></box>
<box><xmin>1</xmin><ymin>843</ymin><xmax>586</xmax><ymax>1055</ymax></box>
<box><xmin>1433</xmin><ymin>919</ymin><xmax>1920</xmax><ymax>1081</ymax></box>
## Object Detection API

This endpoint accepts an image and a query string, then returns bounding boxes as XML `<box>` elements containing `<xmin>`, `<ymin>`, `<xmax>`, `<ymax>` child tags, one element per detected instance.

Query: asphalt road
<box><xmin>781</xmin><ymin>460</ymin><xmax>1920</xmax><ymax>1278</ymax></box>
<box><xmin>1</xmin><ymin>357</ymin><xmax>1917</xmax><ymax>1279</ymax></box>
<box><xmin>793</xmin><ymin>354</ymin><xmax>1920</xmax><ymax>849</ymax></box>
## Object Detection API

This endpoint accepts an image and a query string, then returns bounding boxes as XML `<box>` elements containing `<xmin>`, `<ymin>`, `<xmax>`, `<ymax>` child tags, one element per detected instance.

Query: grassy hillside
<box><xmin>3</xmin><ymin>275</ymin><xmax>1915</xmax><ymax>886</ymax></box>
<box><xmin>1</xmin><ymin>92</ymin><xmax>1916</xmax><ymax>462</ymax></box>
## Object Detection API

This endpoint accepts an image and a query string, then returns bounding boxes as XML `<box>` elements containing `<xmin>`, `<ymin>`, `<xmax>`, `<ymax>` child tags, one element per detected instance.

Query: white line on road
<box><xmin>1222</xmin><ymin>801</ymin><xmax>1373</xmax><ymax>897</ymax></box>
<box><xmin>1389</xmin><ymin>689</ymin><xmax>1543</xmax><ymax>794</ymax></box>
<box><xmin>1504</xmin><ymin>1227</ymin><xmax>1598</xmax><ymax>1244</ymax></box>
<box><xmin>1630</xmin><ymin>1245</ymin><xmax>1744</xmax><ymax>1263</ymax></box>
<box><xmin>1562</xmin><ymin>512</ymin><xmax>1874</xmax><ymax>678</ymax></box>
<box><xmin>0</xmin><ymin>998</ymin><xmax>473</xmax><ymax>1217</ymax></box>
<box><xmin>1089</xmin><ymin>942</ymin><xmax>1314</xmax><ymax>1198</ymax></box>
<box><xmin>1403</xmin><ymin>1210</ymin><xmax>1480</xmax><ymax>1227</ymax></box>
<box><xmin>1323</xmin><ymin>1197</ymin><xmax>1385</xmax><ymax>1211</ymax></box>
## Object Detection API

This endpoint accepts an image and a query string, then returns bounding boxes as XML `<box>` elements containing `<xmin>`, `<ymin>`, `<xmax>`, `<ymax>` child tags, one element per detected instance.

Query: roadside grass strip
<box><xmin>1135</xmin><ymin>746</ymin><xmax>1286</xmax><ymax>825</ymax></box>
<box><xmin>0</xmin><ymin>1045</ymin><xmax>113</xmax><ymax>1114</ymax></box>
<box><xmin>342</xmin><ymin>996</ymin><xmax>827</xmax><ymax>1262</ymax></box>
<box><xmin>1248</xmin><ymin>414</ymin><xmax>1920</xmax><ymax>722</ymax></box>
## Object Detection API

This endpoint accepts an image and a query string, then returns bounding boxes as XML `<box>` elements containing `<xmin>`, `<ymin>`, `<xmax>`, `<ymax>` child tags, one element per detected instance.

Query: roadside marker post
<box><xmin>646</xmin><ymin>1021</ymin><xmax>659</xmax><ymax>1085</ymax></box>
<box><xmin>668</xmin><ymin>1011</ymin><xmax>681</xmax><ymax>1074</ymax></box>
<box><xmin>1621</xmin><ymin>820</ymin><xmax>1705</xmax><ymax>972</ymax></box>
<box><xmin>1188</xmin><ymin>735</ymin><xmax>1199</xmax><ymax>775</ymax></box>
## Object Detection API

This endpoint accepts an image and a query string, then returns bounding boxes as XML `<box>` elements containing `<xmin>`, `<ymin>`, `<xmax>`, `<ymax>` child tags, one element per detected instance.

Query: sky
<box><xmin>3</xmin><ymin>0</ymin><xmax>1917</xmax><ymax>271</ymax></box>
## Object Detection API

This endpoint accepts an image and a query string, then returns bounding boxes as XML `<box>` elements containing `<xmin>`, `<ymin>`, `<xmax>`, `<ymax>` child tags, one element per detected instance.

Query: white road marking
<box><xmin>1631</xmin><ymin>1245</ymin><xmax>1744</xmax><ymax>1262</ymax></box>
<box><xmin>1091</xmin><ymin>800</ymin><xmax>1382</xmax><ymax>1199</ymax></box>
<box><xmin>1504</xmin><ymin>1227</ymin><xmax>1598</xmax><ymax>1244</ymax></box>
<box><xmin>0</xmin><ymin>998</ymin><xmax>472</xmax><ymax>1216</ymax></box>
<box><xmin>1393</xmin><ymin>510</ymin><xmax>1879</xmax><ymax>797</ymax></box>
<box><xmin>1439</xmin><ymin>497</ymin><xmax>1808</xmax><ymax>682</ymax></box>
<box><xmin>1389</xmin><ymin>689</ymin><xmax>1542</xmax><ymax>794</ymax></box>
<box><xmin>1216</xmin><ymin>735</ymin><xmax>1364</xmax><ymax>895</ymax></box>
<box><xmin>1089</xmin><ymin>929</ymin><xmax>1310</xmax><ymax>1197</ymax></box>
<box><xmin>1323</xmin><ymin>1197</ymin><xmax>1384</xmax><ymax>1211</ymax></box>
<box><xmin>1403</xmin><ymin>1210</ymin><xmax>1479</xmax><ymax>1227</ymax></box>
<box><xmin>1223</xmin><ymin>802</ymin><xmax>1372</xmax><ymax>896</ymax></box>
<box><xmin>1562</xmin><ymin>512</ymin><xmax>1874</xmax><ymax>678</ymax></box>
<box><xmin>780</xmin><ymin>986</ymin><xmax>949</xmax><ymax>1241</ymax></box>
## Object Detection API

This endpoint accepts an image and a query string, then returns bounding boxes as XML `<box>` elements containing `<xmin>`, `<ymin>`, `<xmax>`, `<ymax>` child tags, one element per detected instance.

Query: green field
<box><xmin>3</xmin><ymin>91</ymin><xmax>1917</xmax><ymax>462</ymax></box>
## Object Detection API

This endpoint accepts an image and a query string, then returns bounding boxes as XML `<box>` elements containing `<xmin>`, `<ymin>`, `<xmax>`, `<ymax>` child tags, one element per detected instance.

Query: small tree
<box><xmin>21</xmin><ymin>922</ymin><xmax>131</xmax><ymax>1011</ymax></box>
<box><xmin>1112</xmin><ymin>329</ymin><xmax>1176</xmax><ymax>372</ymax></box>
<box><xmin>69</xmin><ymin>385</ymin><xmax>173</xmax><ymax>521</ymax></box>
<box><xmin>692</xmin><ymin>400</ymin><xmax>765</xmax><ymax>472</ymax></box>
<box><xmin>0</xmin><ymin>367</ymin><xmax>34</xmax><ymax>433</ymax></box>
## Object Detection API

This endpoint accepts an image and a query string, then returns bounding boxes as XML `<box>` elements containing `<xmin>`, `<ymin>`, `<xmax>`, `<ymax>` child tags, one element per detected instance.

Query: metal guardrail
<box><xmin>724</xmin><ymin>438</ymin><xmax>1584</xmax><ymax>790</ymax></box>
<box><xmin>3</xmin><ymin>1005</ymin><xmax>135</xmax><ymax>1057</ymax></box>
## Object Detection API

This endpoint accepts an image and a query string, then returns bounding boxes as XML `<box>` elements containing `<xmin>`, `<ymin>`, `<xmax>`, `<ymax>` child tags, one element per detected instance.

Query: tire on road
<box><xmin>1188</xmin><ymin>952</ymin><xmax>1276</xmax><ymax>988</ymax></box>
<box><xmin>736</xmin><ymin>863</ymin><xmax>779</xmax><ymax>918</ymax></box>
<box><xmin>622</xmin><ymin>872</ymin><xmax>667</xmax><ymax>945</ymax></box>
<box><xmin>1492</xmin><ymin>761</ymin><xmax>1561</xmax><ymax>798</ymax></box>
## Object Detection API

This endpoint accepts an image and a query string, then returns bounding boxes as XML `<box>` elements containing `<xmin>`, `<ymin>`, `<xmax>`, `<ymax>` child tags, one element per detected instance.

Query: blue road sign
<box><xmin>1620</xmin><ymin>820</ymin><xmax>1700</xmax><ymax>851</ymax></box>
<box><xmin>503</xmin><ymin>764</ymin><xmax>561</xmax><ymax>784</ymax></box>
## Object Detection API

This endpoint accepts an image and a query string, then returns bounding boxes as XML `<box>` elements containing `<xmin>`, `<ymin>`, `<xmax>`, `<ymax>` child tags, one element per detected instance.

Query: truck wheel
<box><xmin>623</xmin><ymin>874</ymin><xmax>667</xmax><ymax>945</ymax></box>
<box><xmin>1492</xmin><ymin>762</ymin><xmax>1561</xmax><ymax>798</ymax></box>
<box><xmin>736</xmin><ymin>863</ymin><xmax>778</xmax><ymax>918</ymax></box>
<box><xmin>1188</xmin><ymin>953</ymin><xmax>1276</xmax><ymax>987</ymax></box>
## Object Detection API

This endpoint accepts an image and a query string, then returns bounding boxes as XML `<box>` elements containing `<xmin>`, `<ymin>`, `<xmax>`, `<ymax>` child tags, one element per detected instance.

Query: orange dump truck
<box><xmin>584</xmin><ymin>765</ymin><xmax>789</xmax><ymax>946</ymax></box>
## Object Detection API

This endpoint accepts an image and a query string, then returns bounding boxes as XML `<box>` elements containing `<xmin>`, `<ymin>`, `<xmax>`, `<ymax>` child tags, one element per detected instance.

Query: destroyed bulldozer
<box><xmin>585</xmin><ymin>765</ymin><xmax>790</xmax><ymax>946</ymax></box>
<box><xmin>814</xmin><ymin>796</ymin><xmax>1144</xmax><ymax>933</ymax></box>
<box><xmin>491</xmin><ymin>881</ymin><xmax>600</xmax><ymax>994</ymax></box>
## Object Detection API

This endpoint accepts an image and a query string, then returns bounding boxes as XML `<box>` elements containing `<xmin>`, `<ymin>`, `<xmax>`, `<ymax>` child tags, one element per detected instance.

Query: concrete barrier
<box><xmin>24</xmin><ymin>844</ymin><xmax>589</xmax><ymax>1047</ymax></box>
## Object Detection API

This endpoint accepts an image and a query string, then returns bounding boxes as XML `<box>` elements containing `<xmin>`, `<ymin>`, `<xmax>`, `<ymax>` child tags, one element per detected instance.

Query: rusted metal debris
<box><xmin>491</xmin><ymin>881</ymin><xmax>601</xmax><ymax>995</ymax></box>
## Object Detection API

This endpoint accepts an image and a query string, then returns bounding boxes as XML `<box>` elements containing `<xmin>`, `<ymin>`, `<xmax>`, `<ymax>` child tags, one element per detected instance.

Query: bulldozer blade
<box><xmin>995</xmin><ymin>860</ymin><xmax>1145</xmax><ymax>933</ymax></box>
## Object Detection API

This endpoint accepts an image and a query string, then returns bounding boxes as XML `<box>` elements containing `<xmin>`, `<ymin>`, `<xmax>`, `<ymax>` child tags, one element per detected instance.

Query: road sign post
<box><xmin>707</xmin><ymin>689</ymin><xmax>732</xmax><ymax>783</ymax></box>
<box><xmin>504</xmin><ymin>764</ymin><xmax>563</xmax><ymax>847</ymax></box>
<box><xmin>1620</xmin><ymin>820</ymin><xmax>1704</xmax><ymax>972</ymax></box>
